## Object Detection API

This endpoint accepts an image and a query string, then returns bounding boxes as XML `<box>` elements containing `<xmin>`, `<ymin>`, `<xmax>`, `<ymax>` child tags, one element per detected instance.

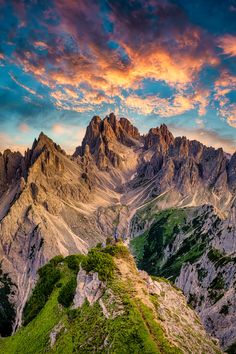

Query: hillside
<box><xmin>0</xmin><ymin>243</ymin><xmax>222</xmax><ymax>354</ymax></box>
<box><xmin>130</xmin><ymin>205</ymin><xmax>236</xmax><ymax>351</ymax></box>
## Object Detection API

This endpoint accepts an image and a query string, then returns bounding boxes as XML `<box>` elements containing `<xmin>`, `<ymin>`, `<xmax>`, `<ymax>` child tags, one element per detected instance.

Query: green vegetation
<box><xmin>131</xmin><ymin>208</ymin><xmax>209</xmax><ymax>280</ymax></box>
<box><xmin>220</xmin><ymin>304</ymin><xmax>229</xmax><ymax>315</ymax></box>
<box><xmin>209</xmin><ymin>274</ymin><xmax>225</xmax><ymax>291</ymax></box>
<box><xmin>82</xmin><ymin>247</ymin><xmax>115</xmax><ymax>281</ymax></box>
<box><xmin>208</xmin><ymin>274</ymin><xmax>225</xmax><ymax>304</ymax></box>
<box><xmin>130</xmin><ymin>231</ymin><xmax>148</xmax><ymax>265</ymax></box>
<box><xmin>0</xmin><ymin>266</ymin><xmax>16</xmax><ymax>336</ymax></box>
<box><xmin>197</xmin><ymin>268</ymin><xmax>208</xmax><ymax>281</ymax></box>
<box><xmin>23</xmin><ymin>256</ymin><xmax>62</xmax><ymax>325</ymax></box>
<box><xmin>207</xmin><ymin>248</ymin><xmax>234</xmax><ymax>268</ymax></box>
<box><xmin>227</xmin><ymin>342</ymin><xmax>236</xmax><ymax>354</ymax></box>
<box><xmin>58</xmin><ymin>276</ymin><xmax>77</xmax><ymax>307</ymax></box>
<box><xmin>64</xmin><ymin>254</ymin><xmax>86</xmax><ymax>272</ymax></box>
<box><xmin>0</xmin><ymin>244</ymin><xmax>188</xmax><ymax>354</ymax></box>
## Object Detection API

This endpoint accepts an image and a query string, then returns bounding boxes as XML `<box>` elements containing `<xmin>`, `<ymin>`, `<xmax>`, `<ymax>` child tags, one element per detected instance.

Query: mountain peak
<box><xmin>74</xmin><ymin>113</ymin><xmax>141</xmax><ymax>169</ymax></box>
<box><xmin>144</xmin><ymin>124</ymin><xmax>174</xmax><ymax>150</ymax></box>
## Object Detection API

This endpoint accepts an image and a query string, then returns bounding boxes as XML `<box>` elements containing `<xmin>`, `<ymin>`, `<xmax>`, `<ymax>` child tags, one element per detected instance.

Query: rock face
<box><xmin>74</xmin><ymin>113</ymin><xmax>141</xmax><ymax>169</ymax></box>
<box><xmin>0</xmin><ymin>112</ymin><xmax>235</xmax><ymax>350</ymax></box>
<box><xmin>72</xmin><ymin>269</ymin><xmax>105</xmax><ymax>308</ymax></box>
<box><xmin>132</xmin><ymin>204</ymin><xmax>236</xmax><ymax>350</ymax></box>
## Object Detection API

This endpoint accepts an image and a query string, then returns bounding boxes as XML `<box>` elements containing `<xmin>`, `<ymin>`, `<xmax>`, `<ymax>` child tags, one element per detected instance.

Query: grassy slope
<box><xmin>0</xmin><ymin>263</ymin><xmax>71</xmax><ymax>354</ymax></box>
<box><xmin>0</xmin><ymin>244</ymin><xmax>221</xmax><ymax>354</ymax></box>
<box><xmin>131</xmin><ymin>208</ymin><xmax>211</xmax><ymax>280</ymax></box>
<box><xmin>0</xmin><ymin>246</ymin><xmax>181</xmax><ymax>354</ymax></box>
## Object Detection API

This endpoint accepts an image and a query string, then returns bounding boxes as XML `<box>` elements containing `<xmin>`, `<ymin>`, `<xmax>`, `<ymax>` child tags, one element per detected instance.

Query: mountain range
<box><xmin>0</xmin><ymin>112</ymin><xmax>236</xmax><ymax>352</ymax></box>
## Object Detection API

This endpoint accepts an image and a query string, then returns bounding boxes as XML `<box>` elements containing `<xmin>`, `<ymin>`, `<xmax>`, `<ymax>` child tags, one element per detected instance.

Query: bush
<box><xmin>220</xmin><ymin>304</ymin><xmax>229</xmax><ymax>315</ymax></box>
<box><xmin>106</xmin><ymin>237</ymin><xmax>113</xmax><ymax>245</ymax></box>
<box><xmin>49</xmin><ymin>255</ymin><xmax>64</xmax><ymax>267</ymax></box>
<box><xmin>23</xmin><ymin>262</ymin><xmax>61</xmax><ymax>325</ymax></box>
<box><xmin>58</xmin><ymin>277</ymin><xmax>77</xmax><ymax>307</ymax></box>
<box><xmin>103</xmin><ymin>244</ymin><xmax>129</xmax><ymax>258</ymax></box>
<box><xmin>82</xmin><ymin>248</ymin><xmax>115</xmax><ymax>281</ymax></box>
<box><xmin>227</xmin><ymin>342</ymin><xmax>236</xmax><ymax>354</ymax></box>
<box><xmin>65</xmin><ymin>254</ymin><xmax>86</xmax><ymax>272</ymax></box>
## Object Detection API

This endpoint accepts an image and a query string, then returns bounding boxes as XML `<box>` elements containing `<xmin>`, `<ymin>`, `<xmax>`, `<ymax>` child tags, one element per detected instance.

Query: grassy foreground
<box><xmin>0</xmin><ymin>243</ymin><xmax>221</xmax><ymax>354</ymax></box>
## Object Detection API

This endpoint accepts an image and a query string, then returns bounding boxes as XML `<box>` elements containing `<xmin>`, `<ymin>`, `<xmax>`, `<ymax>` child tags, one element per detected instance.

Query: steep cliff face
<box><xmin>131</xmin><ymin>205</ymin><xmax>236</xmax><ymax>350</ymax></box>
<box><xmin>0</xmin><ymin>245</ymin><xmax>222</xmax><ymax>354</ymax></box>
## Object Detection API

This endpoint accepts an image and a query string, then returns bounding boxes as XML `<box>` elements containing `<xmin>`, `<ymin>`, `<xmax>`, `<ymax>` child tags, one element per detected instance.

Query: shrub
<box><xmin>49</xmin><ymin>255</ymin><xmax>64</xmax><ymax>267</ymax></box>
<box><xmin>65</xmin><ymin>254</ymin><xmax>86</xmax><ymax>272</ymax></box>
<box><xmin>82</xmin><ymin>248</ymin><xmax>115</xmax><ymax>281</ymax></box>
<box><xmin>23</xmin><ymin>262</ymin><xmax>61</xmax><ymax>325</ymax></box>
<box><xmin>220</xmin><ymin>304</ymin><xmax>229</xmax><ymax>315</ymax></box>
<box><xmin>227</xmin><ymin>342</ymin><xmax>236</xmax><ymax>354</ymax></box>
<box><xmin>106</xmin><ymin>237</ymin><xmax>113</xmax><ymax>245</ymax></box>
<box><xmin>103</xmin><ymin>244</ymin><xmax>129</xmax><ymax>258</ymax></box>
<box><xmin>58</xmin><ymin>277</ymin><xmax>77</xmax><ymax>307</ymax></box>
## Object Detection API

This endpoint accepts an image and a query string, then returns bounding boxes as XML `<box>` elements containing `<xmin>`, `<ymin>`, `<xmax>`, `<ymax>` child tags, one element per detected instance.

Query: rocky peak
<box><xmin>75</xmin><ymin>113</ymin><xmax>141</xmax><ymax>169</ymax></box>
<box><xmin>144</xmin><ymin>124</ymin><xmax>174</xmax><ymax>151</ymax></box>
<box><xmin>119</xmin><ymin>117</ymin><xmax>140</xmax><ymax>140</ymax></box>
<box><xmin>0</xmin><ymin>149</ymin><xmax>24</xmax><ymax>196</ymax></box>
<box><xmin>25</xmin><ymin>132</ymin><xmax>65</xmax><ymax>168</ymax></box>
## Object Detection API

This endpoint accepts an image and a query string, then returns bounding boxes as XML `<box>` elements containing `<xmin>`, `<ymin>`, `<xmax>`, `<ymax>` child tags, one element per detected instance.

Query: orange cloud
<box><xmin>124</xmin><ymin>89</ymin><xmax>209</xmax><ymax>117</ymax></box>
<box><xmin>218</xmin><ymin>104</ymin><xmax>236</xmax><ymax>128</ymax></box>
<box><xmin>11</xmin><ymin>0</ymin><xmax>219</xmax><ymax>117</ymax></box>
<box><xmin>33</xmin><ymin>41</ymin><xmax>48</xmax><ymax>49</ymax></box>
<box><xmin>218</xmin><ymin>35</ymin><xmax>236</xmax><ymax>57</ymax></box>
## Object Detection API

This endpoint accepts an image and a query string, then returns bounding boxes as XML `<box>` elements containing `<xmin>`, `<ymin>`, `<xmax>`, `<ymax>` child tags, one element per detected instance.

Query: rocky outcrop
<box><xmin>74</xmin><ymin>113</ymin><xmax>141</xmax><ymax>169</ymax></box>
<box><xmin>0</xmin><ymin>150</ymin><xmax>25</xmax><ymax>196</ymax></box>
<box><xmin>73</xmin><ymin>269</ymin><xmax>105</xmax><ymax>308</ymax></box>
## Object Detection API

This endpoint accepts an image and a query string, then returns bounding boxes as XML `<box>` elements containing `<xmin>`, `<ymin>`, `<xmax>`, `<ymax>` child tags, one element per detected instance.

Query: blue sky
<box><xmin>0</xmin><ymin>0</ymin><xmax>236</xmax><ymax>153</ymax></box>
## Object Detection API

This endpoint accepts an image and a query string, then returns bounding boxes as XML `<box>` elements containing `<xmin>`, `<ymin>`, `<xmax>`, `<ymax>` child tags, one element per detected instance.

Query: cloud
<box><xmin>214</xmin><ymin>71</ymin><xmax>236</xmax><ymax>127</ymax></box>
<box><xmin>123</xmin><ymin>89</ymin><xmax>209</xmax><ymax>117</ymax></box>
<box><xmin>218</xmin><ymin>103</ymin><xmax>236</xmax><ymax>128</ymax></box>
<box><xmin>0</xmin><ymin>132</ymin><xmax>27</xmax><ymax>154</ymax></box>
<box><xmin>33</xmin><ymin>41</ymin><xmax>48</xmax><ymax>49</ymax></box>
<box><xmin>51</xmin><ymin>123</ymin><xmax>86</xmax><ymax>154</ymax></box>
<box><xmin>18</xmin><ymin>123</ymin><xmax>30</xmax><ymax>133</ymax></box>
<box><xmin>9</xmin><ymin>72</ymin><xmax>37</xmax><ymax>96</ymax></box>
<box><xmin>218</xmin><ymin>35</ymin><xmax>236</xmax><ymax>57</ymax></box>
<box><xmin>10</xmin><ymin>0</ymin><xmax>219</xmax><ymax>117</ymax></box>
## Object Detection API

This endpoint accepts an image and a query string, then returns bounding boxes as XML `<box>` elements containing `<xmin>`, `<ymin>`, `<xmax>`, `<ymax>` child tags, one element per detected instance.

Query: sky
<box><xmin>0</xmin><ymin>0</ymin><xmax>236</xmax><ymax>154</ymax></box>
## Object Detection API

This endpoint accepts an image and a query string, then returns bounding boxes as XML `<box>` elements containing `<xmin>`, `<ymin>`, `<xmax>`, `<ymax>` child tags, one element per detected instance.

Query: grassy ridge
<box><xmin>0</xmin><ymin>244</ymin><xmax>183</xmax><ymax>354</ymax></box>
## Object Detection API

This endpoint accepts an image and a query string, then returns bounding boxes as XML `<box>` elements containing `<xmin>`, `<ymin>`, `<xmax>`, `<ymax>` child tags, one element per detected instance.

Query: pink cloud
<box><xmin>18</xmin><ymin>123</ymin><xmax>30</xmax><ymax>133</ymax></box>
<box><xmin>218</xmin><ymin>35</ymin><xmax>236</xmax><ymax>57</ymax></box>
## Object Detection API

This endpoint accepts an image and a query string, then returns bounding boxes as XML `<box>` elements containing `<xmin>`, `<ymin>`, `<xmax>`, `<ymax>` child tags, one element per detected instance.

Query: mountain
<box><xmin>0</xmin><ymin>112</ymin><xmax>236</xmax><ymax>351</ymax></box>
<box><xmin>0</xmin><ymin>243</ymin><xmax>222</xmax><ymax>354</ymax></box>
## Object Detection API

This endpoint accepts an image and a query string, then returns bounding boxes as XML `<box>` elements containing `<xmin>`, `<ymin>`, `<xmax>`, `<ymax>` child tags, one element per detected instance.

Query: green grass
<box><xmin>130</xmin><ymin>231</ymin><xmax>148</xmax><ymax>265</ymax></box>
<box><xmin>0</xmin><ymin>244</ymin><xmax>185</xmax><ymax>354</ymax></box>
<box><xmin>0</xmin><ymin>265</ymin><xmax>16</xmax><ymax>336</ymax></box>
<box><xmin>131</xmin><ymin>208</ymin><xmax>209</xmax><ymax>281</ymax></box>
<box><xmin>23</xmin><ymin>256</ymin><xmax>62</xmax><ymax>325</ymax></box>
<box><xmin>0</xmin><ymin>264</ymin><xmax>70</xmax><ymax>354</ymax></box>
